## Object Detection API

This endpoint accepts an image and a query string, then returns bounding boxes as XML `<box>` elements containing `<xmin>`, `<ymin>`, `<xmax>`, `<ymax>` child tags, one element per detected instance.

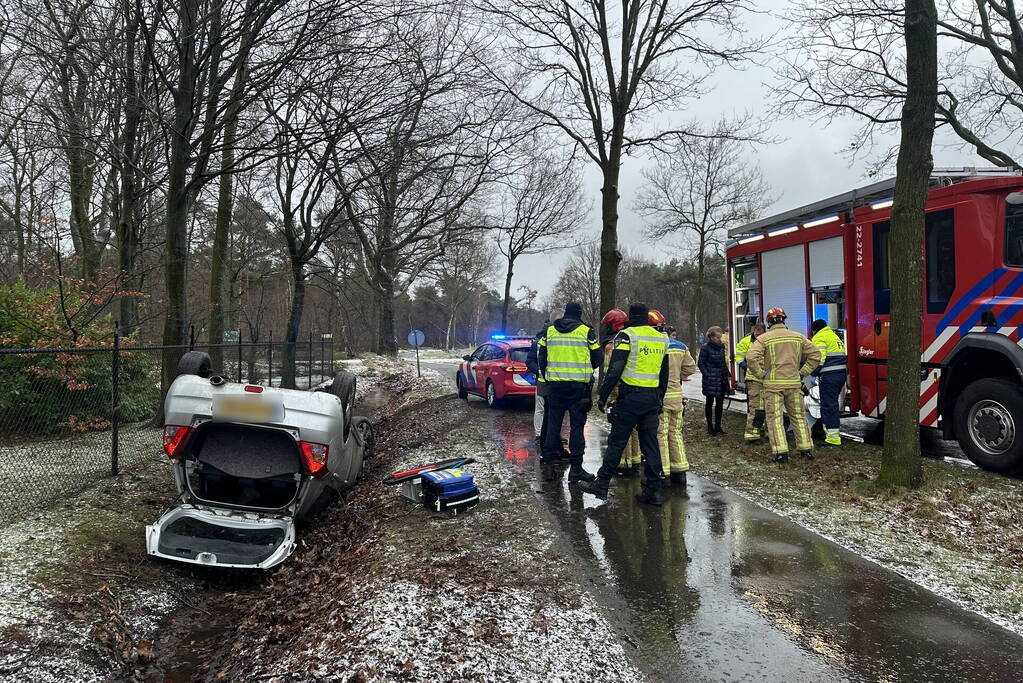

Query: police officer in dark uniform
<box><xmin>579</xmin><ymin>302</ymin><xmax>670</xmax><ymax>505</ymax></box>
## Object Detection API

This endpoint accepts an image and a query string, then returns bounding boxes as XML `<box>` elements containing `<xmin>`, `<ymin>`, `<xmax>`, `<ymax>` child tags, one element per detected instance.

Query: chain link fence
<box><xmin>0</xmin><ymin>334</ymin><xmax>336</xmax><ymax>526</ymax></box>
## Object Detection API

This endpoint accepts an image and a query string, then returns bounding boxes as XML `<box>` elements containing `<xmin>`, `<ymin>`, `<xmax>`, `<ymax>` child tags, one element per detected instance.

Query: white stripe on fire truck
<box><xmin>919</xmin><ymin>379</ymin><xmax>939</xmax><ymax>425</ymax></box>
<box><xmin>922</xmin><ymin>327</ymin><xmax>957</xmax><ymax>362</ymax></box>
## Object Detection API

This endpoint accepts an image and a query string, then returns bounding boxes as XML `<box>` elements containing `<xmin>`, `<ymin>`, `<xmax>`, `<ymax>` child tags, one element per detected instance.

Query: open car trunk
<box><xmin>183</xmin><ymin>422</ymin><xmax>303</xmax><ymax>510</ymax></box>
<box><xmin>146</xmin><ymin>423</ymin><xmax>304</xmax><ymax>569</ymax></box>
<box><xmin>146</xmin><ymin>505</ymin><xmax>296</xmax><ymax>569</ymax></box>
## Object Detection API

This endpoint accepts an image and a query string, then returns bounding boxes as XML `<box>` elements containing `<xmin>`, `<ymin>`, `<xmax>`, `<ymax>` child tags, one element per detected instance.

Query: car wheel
<box><xmin>457</xmin><ymin>373</ymin><xmax>468</xmax><ymax>399</ymax></box>
<box><xmin>486</xmin><ymin>381</ymin><xmax>502</xmax><ymax>409</ymax></box>
<box><xmin>177</xmin><ymin>351</ymin><xmax>213</xmax><ymax>378</ymax></box>
<box><xmin>329</xmin><ymin>371</ymin><xmax>357</xmax><ymax>440</ymax></box>
<box><xmin>953</xmin><ymin>377</ymin><xmax>1023</xmax><ymax>473</ymax></box>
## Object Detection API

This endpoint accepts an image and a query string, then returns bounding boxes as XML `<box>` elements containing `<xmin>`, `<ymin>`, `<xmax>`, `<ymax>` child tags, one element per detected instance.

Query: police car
<box><xmin>456</xmin><ymin>336</ymin><xmax>536</xmax><ymax>407</ymax></box>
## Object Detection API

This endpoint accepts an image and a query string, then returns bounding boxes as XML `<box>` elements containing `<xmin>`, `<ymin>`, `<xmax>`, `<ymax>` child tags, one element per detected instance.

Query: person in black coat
<box><xmin>698</xmin><ymin>326</ymin><xmax>733</xmax><ymax>435</ymax></box>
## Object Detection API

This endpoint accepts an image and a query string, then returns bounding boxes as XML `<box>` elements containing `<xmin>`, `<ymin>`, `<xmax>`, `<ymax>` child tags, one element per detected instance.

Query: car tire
<box><xmin>329</xmin><ymin>371</ymin><xmax>357</xmax><ymax>440</ymax></box>
<box><xmin>953</xmin><ymin>377</ymin><xmax>1023</xmax><ymax>473</ymax></box>
<box><xmin>486</xmin><ymin>381</ymin><xmax>502</xmax><ymax>409</ymax></box>
<box><xmin>177</xmin><ymin>351</ymin><xmax>213</xmax><ymax>378</ymax></box>
<box><xmin>457</xmin><ymin>374</ymin><xmax>468</xmax><ymax>399</ymax></box>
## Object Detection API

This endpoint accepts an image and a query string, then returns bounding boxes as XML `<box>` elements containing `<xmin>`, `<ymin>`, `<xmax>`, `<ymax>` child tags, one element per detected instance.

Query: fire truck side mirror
<box><xmin>1007</xmin><ymin>192</ymin><xmax>1023</xmax><ymax>205</ymax></box>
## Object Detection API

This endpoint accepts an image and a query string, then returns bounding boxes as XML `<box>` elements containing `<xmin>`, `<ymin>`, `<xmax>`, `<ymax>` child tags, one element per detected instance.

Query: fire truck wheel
<box><xmin>953</xmin><ymin>378</ymin><xmax>1023</xmax><ymax>474</ymax></box>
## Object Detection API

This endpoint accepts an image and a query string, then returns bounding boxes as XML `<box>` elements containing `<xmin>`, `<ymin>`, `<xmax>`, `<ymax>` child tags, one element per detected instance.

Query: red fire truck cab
<box><xmin>725</xmin><ymin>168</ymin><xmax>1023</xmax><ymax>473</ymax></box>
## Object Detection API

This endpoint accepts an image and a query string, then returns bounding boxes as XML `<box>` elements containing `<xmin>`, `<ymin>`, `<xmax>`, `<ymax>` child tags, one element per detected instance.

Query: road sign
<box><xmin>407</xmin><ymin>329</ymin><xmax>425</xmax><ymax>378</ymax></box>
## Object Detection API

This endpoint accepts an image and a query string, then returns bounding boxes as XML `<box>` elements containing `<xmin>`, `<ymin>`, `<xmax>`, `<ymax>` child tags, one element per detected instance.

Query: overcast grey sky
<box><xmin>502</xmin><ymin>0</ymin><xmax>985</xmax><ymax>302</ymax></box>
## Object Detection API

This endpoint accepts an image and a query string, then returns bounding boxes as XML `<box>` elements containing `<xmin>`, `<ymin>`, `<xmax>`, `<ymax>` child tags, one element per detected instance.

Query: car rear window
<box><xmin>509</xmin><ymin>348</ymin><xmax>530</xmax><ymax>364</ymax></box>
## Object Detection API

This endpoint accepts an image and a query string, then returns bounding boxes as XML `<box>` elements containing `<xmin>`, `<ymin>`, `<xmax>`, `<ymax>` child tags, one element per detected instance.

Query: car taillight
<box><xmin>299</xmin><ymin>441</ymin><xmax>330</xmax><ymax>477</ymax></box>
<box><xmin>163</xmin><ymin>425</ymin><xmax>191</xmax><ymax>459</ymax></box>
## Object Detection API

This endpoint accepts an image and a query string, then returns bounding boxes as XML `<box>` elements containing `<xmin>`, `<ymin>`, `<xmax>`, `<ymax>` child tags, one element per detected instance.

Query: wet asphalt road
<box><xmin>416</xmin><ymin>357</ymin><xmax>1023</xmax><ymax>681</ymax></box>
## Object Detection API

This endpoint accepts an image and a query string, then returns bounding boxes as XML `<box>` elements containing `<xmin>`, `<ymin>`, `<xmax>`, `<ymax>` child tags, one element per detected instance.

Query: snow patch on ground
<box><xmin>270</xmin><ymin>580</ymin><xmax>641</xmax><ymax>682</ymax></box>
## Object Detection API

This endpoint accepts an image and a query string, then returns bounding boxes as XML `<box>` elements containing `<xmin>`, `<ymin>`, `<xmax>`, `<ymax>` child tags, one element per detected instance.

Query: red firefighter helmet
<box><xmin>766</xmin><ymin>307</ymin><xmax>787</xmax><ymax>324</ymax></box>
<box><xmin>648</xmin><ymin>309</ymin><xmax>667</xmax><ymax>327</ymax></box>
<box><xmin>601</xmin><ymin>308</ymin><xmax>628</xmax><ymax>333</ymax></box>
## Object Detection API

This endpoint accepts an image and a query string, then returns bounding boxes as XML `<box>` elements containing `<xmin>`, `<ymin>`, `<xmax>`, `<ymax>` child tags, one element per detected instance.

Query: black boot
<box><xmin>800</xmin><ymin>450</ymin><xmax>814</xmax><ymax>460</ymax></box>
<box><xmin>541</xmin><ymin>460</ymin><xmax>557</xmax><ymax>481</ymax></box>
<box><xmin>568</xmin><ymin>465</ymin><xmax>596</xmax><ymax>483</ymax></box>
<box><xmin>635</xmin><ymin>487</ymin><xmax>665</xmax><ymax>506</ymax></box>
<box><xmin>707</xmin><ymin>425</ymin><xmax>716</xmax><ymax>436</ymax></box>
<box><xmin>773</xmin><ymin>452</ymin><xmax>789</xmax><ymax>463</ymax></box>
<box><xmin>615</xmin><ymin>466</ymin><xmax>633</xmax><ymax>477</ymax></box>
<box><xmin>578</xmin><ymin>477</ymin><xmax>610</xmax><ymax>499</ymax></box>
<box><xmin>669</xmin><ymin>472</ymin><xmax>687</xmax><ymax>486</ymax></box>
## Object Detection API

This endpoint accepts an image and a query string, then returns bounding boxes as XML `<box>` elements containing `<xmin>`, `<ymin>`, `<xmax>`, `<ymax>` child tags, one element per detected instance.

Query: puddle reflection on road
<box><xmin>476</xmin><ymin>399</ymin><xmax>1023</xmax><ymax>683</ymax></box>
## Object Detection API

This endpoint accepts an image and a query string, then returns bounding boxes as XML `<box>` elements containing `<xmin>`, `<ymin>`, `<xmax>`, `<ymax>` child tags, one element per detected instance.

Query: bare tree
<box><xmin>776</xmin><ymin>0</ymin><xmax>1022</xmax><ymax>170</ymax></box>
<box><xmin>549</xmin><ymin>240</ymin><xmax>601</xmax><ymax>323</ymax></box>
<box><xmin>136</xmin><ymin>0</ymin><xmax>342</xmax><ymax>398</ymax></box>
<box><xmin>493</xmin><ymin>151</ymin><xmax>586</xmax><ymax>331</ymax></box>
<box><xmin>877</xmin><ymin>0</ymin><xmax>937</xmax><ymax>489</ymax></box>
<box><xmin>337</xmin><ymin>6</ymin><xmax>517</xmax><ymax>354</ymax></box>
<box><xmin>430</xmin><ymin>235</ymin><xmax>495</xmax><ymax>349</ymax></box>
<box><xmin>481</xmin><ymin>0</ymin><xmax>761</xmax><ymax>322</ymax></box>
<box><xmin>635</xmin><ymin>125</ymin><xmax>772</xmax><ymax>345</ymax></box>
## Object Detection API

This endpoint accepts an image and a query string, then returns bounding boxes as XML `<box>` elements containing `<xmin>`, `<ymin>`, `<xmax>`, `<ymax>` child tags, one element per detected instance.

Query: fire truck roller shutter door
<box><xmin>761</xmin><ymin>244</ymin><xmax>810</xmax><ymax>337</ymax></box>
<box><xmin>809</xmin><ymin>237</ymin><xmax>844</xmax><ymax>288</ymax></box>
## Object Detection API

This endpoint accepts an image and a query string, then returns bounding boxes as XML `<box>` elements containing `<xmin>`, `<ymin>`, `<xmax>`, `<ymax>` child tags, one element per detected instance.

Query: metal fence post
<box><xmin>189</xmin><ymin>324</ymin><xmax>196</xmax><ymax>351</ymax></box>
<box><xmin>320</xmin><ymin>335</ymin><xmax>325</xmax><ymax>384</ymax></box>
<box><xmin>238</xmin><ymin>330</ymin><xmax>243</xmax><ymax>383</ymax></box>
<box><xmin>268</xmin><ymin>331</ymin><xmax>273</xmax><ymax>386</ymax></box>
<box><xmin>308</xmin><ymin>332</ymin><xmax>313</xmax><ymax>389</ymax></box>
<box><xmin>111</xmin><ymin>321</ymin><xmax>121</xmax><ymax>476</ymax></box>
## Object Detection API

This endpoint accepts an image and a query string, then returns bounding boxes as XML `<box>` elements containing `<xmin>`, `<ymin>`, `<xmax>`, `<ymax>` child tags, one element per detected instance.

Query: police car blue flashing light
<box><xmin>490</xmin><ymin>334</ymin><xmax>507</xmax><ymax>340</ymax></box>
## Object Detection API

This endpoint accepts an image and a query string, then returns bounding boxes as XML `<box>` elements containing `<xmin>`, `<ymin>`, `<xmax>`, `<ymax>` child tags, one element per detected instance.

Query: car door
<box><xmin>475</xmin><ymin>344</ymin><xmax>499</xmax><ymax>390</ymax></box>
<box><xmin>462</xmin><ymin>344</ymin><xmax>486</xmax><ymax>395</ymax></box>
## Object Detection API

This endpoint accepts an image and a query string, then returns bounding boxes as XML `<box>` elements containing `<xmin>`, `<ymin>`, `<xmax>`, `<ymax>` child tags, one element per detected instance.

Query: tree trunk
<box><xmin>877</xmin><ymin>0</ymin><xmax>936</xmax><ymax>489</ymax></box>
<box><xmin>691</xmin><ymin>234</ymin><xmax>707</xmax><ymax>347</ymax></box>
<box><xmin>501</xmin><ymin>256</ymin><xmax>515</xmax><ymax>332</ymax></box>
<box><xmin>597</xmin><ymin>148</ymin><xmax>623</xmax><ymax>321</ymax></box>
<box><xmin>446</xmin><ymin>306</ymin><xmax>457</xmax><ymax>350</ymax></box>
<box><xmin>376</xmin><ymin>280</ymin><xmax>398</xmax><ymax>355</ymax></box>
<box><xmin>281</xmin><ymin>262</ymin><xmax>305</xmax><ymax>389</ymax></box>
<box><xmin>208</xmin><ymin>46</ymin><xmax>249</xmax><ymax>368</ymax></box>
<box><xmin>117</xmin><ymin>2</ymin><xmax>141</xmax><ymax>336</ymax></box>
<box><xmin>160</xmin><ymin>0</ymin><xmax>198</xmax><ymax>412</ymax></box>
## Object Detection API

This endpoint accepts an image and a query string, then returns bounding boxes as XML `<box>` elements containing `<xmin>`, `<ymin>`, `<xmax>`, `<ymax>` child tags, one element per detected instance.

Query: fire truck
<box><xmin>725</xmin><ymin>168</ymin><xmax>1023</xmax><ymax>474</ymax></box>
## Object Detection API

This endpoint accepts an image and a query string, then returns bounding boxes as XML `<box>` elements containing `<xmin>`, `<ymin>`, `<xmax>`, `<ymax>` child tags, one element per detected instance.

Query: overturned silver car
<box><xmin>146</xmin><ymin>352</ymin><xmax>373</xmax><ymax>569</ymax></box>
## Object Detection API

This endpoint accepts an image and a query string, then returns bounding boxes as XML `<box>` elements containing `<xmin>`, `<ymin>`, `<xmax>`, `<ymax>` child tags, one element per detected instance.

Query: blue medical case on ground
<box><xmin>420</xmin><ymin>468</ymin><xmax>479</xmax><ymax>514</ymax></box>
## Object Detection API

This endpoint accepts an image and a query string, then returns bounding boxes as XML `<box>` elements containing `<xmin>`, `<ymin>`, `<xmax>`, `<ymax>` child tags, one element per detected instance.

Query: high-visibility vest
<box><xmin>541</xmin><ymin>324</ymin><xmax>597</xmax><ymax>382</ymax></box>
<box><xmin>735</xmin><ymin>334</ymin><xmax>752</xmax><ymax>363</ymax></box>
<box><xmin>811</xmin><ymin>326</ymin><xmax>847</xmax><ymax>373</ymax></box>
<box><xmin>620</xmin><ymin>325</ymin><xmax>668</xmax><ymax>387</ymax></box>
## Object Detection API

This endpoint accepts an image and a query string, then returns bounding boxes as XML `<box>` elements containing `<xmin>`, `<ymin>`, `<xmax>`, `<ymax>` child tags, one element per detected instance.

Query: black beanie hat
<box><xmin>564</xmin><ymin>301</ymin><xmax>583</xmax><ymax>319</ymax></box>
<box><xmin>628</xmin><ymin>302</ymin><xmax>648</xmax><ymax>323</ymax></box>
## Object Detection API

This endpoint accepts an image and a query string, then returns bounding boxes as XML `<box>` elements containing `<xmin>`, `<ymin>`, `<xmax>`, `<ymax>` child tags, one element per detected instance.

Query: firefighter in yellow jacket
<box><xmin>659</xmin><ymin>322</ymin><xmax>697</xmax><ymax>487</ymax></box>
<box><xmin>746</xmin><ymin>308</ymin><xmax>821</xmax><ymax>462</ymax></box>
<box><xmin>735</xmin><ymin>322</ymin><xmax>766</xmax><ymax>443</ymax></box>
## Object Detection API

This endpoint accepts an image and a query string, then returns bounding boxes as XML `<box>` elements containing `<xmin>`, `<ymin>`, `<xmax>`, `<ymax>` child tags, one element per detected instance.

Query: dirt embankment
<box><xmin>683</xmin><ymin>408</ymin><xmax>1023</xmax><ymax>635</ymax></box>
<box><xmin>207</xmin><ymin>384</ymin><xmax>641</xmax><ymax>681</ymax></box>
<box><xmin>1</xmin><ymin>363</ymin><xmax>641</xmax><ymax>682</ymax></box>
